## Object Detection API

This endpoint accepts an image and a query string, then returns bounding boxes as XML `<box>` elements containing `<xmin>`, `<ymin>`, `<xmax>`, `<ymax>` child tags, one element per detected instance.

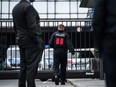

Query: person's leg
<box><xmin>53</xmin><ymin>51</ymin><xmax>60</xmax><ymax>76</ymax></box>
<box><xmin>18</xmin><ymin>47</ymin><xmax>26</xmax><ymax>87</ymax></box>
<box><xmin>102</xmin><ymin>53</ymin><xmax>116</xmax><ymax>87</ymax></box>
<box><xmin>53</xmin><ymin>51</ymin><xmax>60</xmax><ymax>85</ymax></box>
<box><xmin>60</xmin><ymin>52</ymin><xmax>67</xmax><ymax>85</ymax></box>
<box><xmin>26</xmin><ymin>47</ymin><xmax>43</xmax><ymax>87</ymax></box>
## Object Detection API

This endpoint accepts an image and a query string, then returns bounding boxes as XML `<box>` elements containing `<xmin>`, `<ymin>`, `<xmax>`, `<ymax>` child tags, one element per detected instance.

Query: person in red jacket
<box><xmin>49</xmin><ymin>24</ymin><xmax>75</xmax><ymax>85</ymax></box>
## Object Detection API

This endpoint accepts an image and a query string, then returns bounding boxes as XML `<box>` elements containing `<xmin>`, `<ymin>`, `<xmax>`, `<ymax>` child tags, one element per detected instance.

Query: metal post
<box><xmin>100</xmin><ymin>58</ymin><xmax>104</xmax><ymax>80</ymax></box>
<box><xmin>0</xmin><ymin>0</ymin><xmax>1</xmax><ymax>19</ymax></box>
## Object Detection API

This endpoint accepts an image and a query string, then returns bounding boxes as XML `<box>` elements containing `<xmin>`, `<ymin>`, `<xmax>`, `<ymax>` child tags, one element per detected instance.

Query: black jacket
<box><xmin>49</xmin><ymin>30</ymin><xmax>75</xmax><ymax>55</ymax></box>
<box><xmin>92</xmin><ymin>0</ymin><xmax>116</xmax><ymax>53</ymax></box>
<box><xmin>12</xmin><ymin>0</ymin><xmax>43</xmax><ymax>48</ymax></box>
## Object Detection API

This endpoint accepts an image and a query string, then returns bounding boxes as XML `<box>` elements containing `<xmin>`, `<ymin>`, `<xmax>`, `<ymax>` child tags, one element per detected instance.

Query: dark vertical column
<box><xmin>54</xmin><ymin>0</ymin><xmax>56</xmax><ymax>19</ymax></box>
<box><xmin>0</xmin><ymin>0</ymin><xmax>1</xmax><ymax>19</ymax></box>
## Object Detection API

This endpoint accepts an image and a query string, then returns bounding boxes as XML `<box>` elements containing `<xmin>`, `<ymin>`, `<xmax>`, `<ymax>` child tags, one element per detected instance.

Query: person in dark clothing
<box><xmin>12</xmin><ymin>0</ymin><xmax>43</xmax><ymax>87</ymax></box>
<box><xmin>49</xmin><ymin>24</ymin><xmax>75</xmax><ymax>85</ymax></box>
<box><xmin>92</xmin><ymin>0</ymin><xmax>116</xmax><ymax>87</ymax></box>
<box><xmin>0</xmin><ymin>35</ymin><xmax>8</xmax><ymax>70</ymax></box>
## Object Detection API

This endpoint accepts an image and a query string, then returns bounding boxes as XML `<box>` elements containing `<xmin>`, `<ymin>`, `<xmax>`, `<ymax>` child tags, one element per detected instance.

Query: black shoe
<box><xmin>61</xmin><ymin>81</ymin><xmax>65</xmax><ymax>85</ymax></box>
<box><xmin>55</xmin><ymin>76</ymin><xmax>59</xmax><ymax>85</ymax></box>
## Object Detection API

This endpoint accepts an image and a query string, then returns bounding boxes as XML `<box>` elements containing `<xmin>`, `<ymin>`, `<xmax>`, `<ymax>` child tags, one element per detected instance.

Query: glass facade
<box><xmin>0</xmin><ymin>0</ymin><xmax>88</xmax><ymax>19</ymax></box>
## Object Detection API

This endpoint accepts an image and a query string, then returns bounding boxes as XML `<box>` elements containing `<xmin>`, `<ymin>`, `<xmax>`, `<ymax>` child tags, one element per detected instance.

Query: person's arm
<box><xmin>92</xmin><ymin>0</ymin><xmax>106</xmax><ymax>49</ymax></box>
<box><xmin>65</xmin><ymin>33</ymin><xmax>75</xmax><ymax>55</ymax></box>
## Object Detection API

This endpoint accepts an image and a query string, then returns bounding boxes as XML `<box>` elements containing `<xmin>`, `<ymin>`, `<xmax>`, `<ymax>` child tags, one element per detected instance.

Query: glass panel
<box><xmin>48</xmin><ymin>2</ymin><xmax>55</xmax><ymax>13</ymax></box>
<box><xmin>34</xmin><ymin>2</ymin><xmax>47</xmax><ymax>13</ymax></box>
<box><xmin>56</xmin><ymin>2</ymin><xmax>69</xmax><ymax>13</ymax></box>
<box><xmin>71</xmin><ymin>14</ymin><xmax>77</xmax><ymax>18</ymax></box>
<box><xmin>56</xmin><ymin>14</ymin><xmax>69</xmax><ymax>18</ymax></box>
<box><xmin>48</xmin><ymin>14</ymin><xmax>55</xmax><ymax>18</ymax></box>
<box><xmin>78</xmin><ymin>14</ymin><xmax>87</xmax><ymax>18</ymax></box>
<box><xmin>2</xmin><ymin>2</ymin><xmax>8</xmax><ymax>13</ymax></box>
<box><xmin>2</xmin><ymin>14</ymin><xmax>8</xmax><ymax>18</ymax></box>
<box><xmin>39</xmin><ymin>14</ymin><xmax>47</xmax><ymax>18</ymax></box>
<box><xmin>71</xmin><ymin>2</ymin><xmax>77</xmax><ymax>13</ymax></box>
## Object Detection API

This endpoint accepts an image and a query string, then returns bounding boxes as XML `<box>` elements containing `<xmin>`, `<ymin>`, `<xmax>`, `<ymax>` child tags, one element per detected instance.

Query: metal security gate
<box><xmin>0</xmin><ymin>19</ymin><xmax>100</xmax><ymax>80</ymax></box>
<box><xmin>0</xmin><ymin>0</ymin><xmax>100</xmax><ymax>80</ymax></box>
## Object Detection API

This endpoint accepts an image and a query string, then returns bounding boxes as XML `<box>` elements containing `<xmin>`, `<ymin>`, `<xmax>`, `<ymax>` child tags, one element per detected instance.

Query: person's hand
<box><xmin>72</xmin><ymin>54</ymin><xmax>76</xmax><ymax>58</ymax></box>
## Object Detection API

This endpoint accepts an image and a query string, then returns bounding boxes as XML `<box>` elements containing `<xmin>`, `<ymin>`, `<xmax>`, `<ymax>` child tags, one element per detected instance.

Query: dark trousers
<box><xmin>53</xmin><ymin>49</ymin><xmax>67</xmax><ymax>82</ymax></box>
<box><xmin>19</xmin><ymin>47</ymin><xmax>43</xmax><ymax>87</ymax></box>
<box><xmin>102</xmin><ymin>52</ymin><xmax>116</xmax><ymax>87</ymax></box>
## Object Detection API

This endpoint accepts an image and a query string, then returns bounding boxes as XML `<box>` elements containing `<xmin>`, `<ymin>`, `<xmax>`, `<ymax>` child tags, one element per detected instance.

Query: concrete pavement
<box><xmin>68</xmin><ymin>79</ymin><xmax>106</xmax><ymax>87</ymax></box>
<box><xmin>0</xmin><ymin>79</ymin><xmax>106</xmax><ymax>87</ymax></box>
<box><xmin>0</xmin><ymin>79</ymin><xmax>73</xmax><ymax>87</ymax></box>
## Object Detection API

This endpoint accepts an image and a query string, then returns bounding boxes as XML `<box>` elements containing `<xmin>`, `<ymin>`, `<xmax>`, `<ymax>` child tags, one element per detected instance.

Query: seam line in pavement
<box><xmin>67</xmin><ymin>80</ymin><xmax>79</xmax><ymax>87</ymax></box>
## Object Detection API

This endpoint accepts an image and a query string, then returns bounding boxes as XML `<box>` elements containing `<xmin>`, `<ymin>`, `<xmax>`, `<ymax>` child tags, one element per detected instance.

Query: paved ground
<box><xmin>0</xmin><ymin>79</ymin><xmax>106</xmax><ymax>87</ymax></box>
<box><xmin>0</xmin><ymin>79</ymin><xmax>74</xmax><ymax>87</ymax></box>
<box><xmin>68</xmin><ymin>79</ymin><xmax>106</xmax><ymax>87</ymax></box>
